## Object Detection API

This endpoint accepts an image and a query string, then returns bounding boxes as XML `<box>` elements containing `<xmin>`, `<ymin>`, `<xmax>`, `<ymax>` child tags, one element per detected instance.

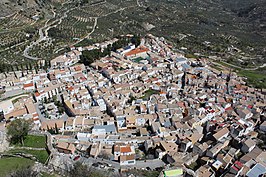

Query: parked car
<box><xmin>73</xmin><ymin>156</ymin><xmax>80</xmax><ymax>161</ymax></box>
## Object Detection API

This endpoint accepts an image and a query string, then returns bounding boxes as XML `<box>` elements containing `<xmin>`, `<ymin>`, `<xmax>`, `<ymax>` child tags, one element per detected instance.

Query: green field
<box><xmin>8</xmin><ymin>149</ymin><xmax>49</xmax><ymax>164</ymax></box>
<box><xmin>214</xmin><ymin>61</ymin><xmax>266</xmax><ymax>89</ymax></box>
<box><xmin>19</xmin><ymin>135</ymin><xmax>47</xmax><ymax>148</ymax></box>
<box><xmin>140</xmin><ymin>89</ymin><xmax>160</xmax><ymax>100</ymax></box>
<box><xmin>237</xmin><ymin>69</ymin><xmax>266</xmax><ymax>89</ymax></box>
<box><xmin>0</xmin><ymin>157</ymin><xmax>34</xmax><ymax>177</ymax></box>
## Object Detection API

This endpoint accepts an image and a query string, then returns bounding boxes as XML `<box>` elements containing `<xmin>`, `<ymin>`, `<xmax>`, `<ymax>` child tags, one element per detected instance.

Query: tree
<box><xmin>7</xmin><ymin>119</ymin><xmax>31</xmax><ymax>145</ymax></box>
<box><xmin>131</xmin><ymin>35</ymin><xmax>141</xmax><ymax>47</ymax></box>
<box><xmin>69</xmin><ymin>162</ymin><xmax>104</xmax><ymax>177</ymax></box>
<box><xmin>55</xmin><ymin>123</ymin><xmax>59</xmax><ymax>134</ymax></box>
<box><xmin>8</xmin><ymin>166</ymin><xmax>39</xmax><ymax>177</ymax></box>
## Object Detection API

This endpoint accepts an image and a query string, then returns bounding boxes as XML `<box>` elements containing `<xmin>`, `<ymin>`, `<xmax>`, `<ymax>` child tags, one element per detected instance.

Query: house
<box><xmin>241</xmin><ymin>139</ymin><xmax>256</xmax><ymax>153</ymax></box>
<box><xmin>246</xmin><ymin>164</ymin><xmax>266</xmax><ymax>177</ymax></box>
<box><xmin>240</xmin><ymin>147</ymin><xmax>263</xmax><ymax>165</ymax></box>
<box><xmin>139</xmin><ymin>127</ymin><xmax>149</xmax><ymax>136</ymax></box>
<box><xmin>120</xmin><ymin>154</ymin><xmax>135</xmax><ymax>166</ymax></box>
<box><xmin>92</xmin><ymin>124</ymin><xmax>117</xmax><ymax>135</ymax></box>
<box><xmin>116</xmin><ymin>145</ymin><xmax>136</xmax><ymax>166</ymax></box>
<box><xmin>212</xmin><ymin>160</ymin><xmax>223</xmax><ymax>171</ymax></box>
<box><xmin>237</xmin><ymin>109</ymin><xmax>253</xmax><ymax>119</ymax></box>
<box><xmin>213</xmin><ymin>127</ymin><xmax>229</xmax><ymax>142</ymax></box>
<box><xmin>196</xmin><ymin>165</ymin><xmax>215</xmax><ymax>177</ymax></box>
<box><xmin>259</xmin><ymin>121</ymin><xmax>266</xmax><ymax>132</ymax></box>
<box><xmin>0</xmin><ymin>100</ymin><xmax>14</xmax><ymax>115</ymax></box>
<box><xmin>217</xmin><ymin>153</ymin><xmax>234</xmax><ymax>169</ymax></box>
<box><xmin>40</xmin><ymin>119</ymin><xmax>65</xmax><ymax>131</ymax></box>
<box><xmin>160</xmin><ymin>141</ymin><xmax>179</xmax><ymax>153</ymax></box>
<box><xmin>89</xmin><ymin>142</ymin><xmax>102</xmax><ymax>158</ymax></box>
<box><xmin>193</xmin><ymin>142</ymin><xmax>209</xmax><ymax>156</ymax></box>
<box><xmin>230</xmin><ymin>161</ymin><xmax>244</xmax><ymax>176</ymax></box>
<box><xmin>206</xmin><ymin>141</ymin><xmax>229</xmax><ymax>158</ymax></box>
<box><xmin>124</xmin><ymin>46</ymin><xmax>149</xmax><ymax>59</ymax></box>
<box><xmin>23</xmin><ymin>82</ymin><xmax>35</xmax><ymax>91</ymax></box>
<box><xmin>144</xmin><ymin>139</ymin><xmax>154</xmax><ymax>152</ymax></box>
<box><xmin>179</xmin><ymin>138</ymin><xmax>192</xmax><ymax>152</ymax></box>
<box><xmin>55</xmin><ymin>142</ymin><xmax>76</xmax><ymax>154</ymax></box>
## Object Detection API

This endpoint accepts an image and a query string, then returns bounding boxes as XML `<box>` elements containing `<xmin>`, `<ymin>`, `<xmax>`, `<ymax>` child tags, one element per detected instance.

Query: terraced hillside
<box><xmin>0</xmin><ymin>0</ymin><xmax>265</xmax><ymax>73</ymax></box>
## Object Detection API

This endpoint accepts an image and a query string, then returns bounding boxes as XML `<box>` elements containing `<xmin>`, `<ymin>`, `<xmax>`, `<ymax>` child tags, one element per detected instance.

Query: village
<box><xmin>0</xmin><ymin>34</ymin><xmax>266</xmax><ymax>177</ymax></box>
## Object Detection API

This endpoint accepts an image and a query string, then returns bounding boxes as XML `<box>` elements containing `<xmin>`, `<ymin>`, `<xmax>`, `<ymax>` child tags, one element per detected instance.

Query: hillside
<box><xmin>0</xmin><ymin>0</ymin><xmax>65</xmax><ymax>17</ymax></box>
<box><xmin>0</xmin><ymin>0</ymin><xmax>265</xmax><ymax>70</ymax></box>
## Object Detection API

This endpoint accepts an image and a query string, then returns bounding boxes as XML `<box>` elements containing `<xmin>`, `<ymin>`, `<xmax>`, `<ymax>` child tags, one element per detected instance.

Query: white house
<box><xmin>0</xmin><ymin>100</ymin><xmax>14</xmax><ymax>115</ymax></box>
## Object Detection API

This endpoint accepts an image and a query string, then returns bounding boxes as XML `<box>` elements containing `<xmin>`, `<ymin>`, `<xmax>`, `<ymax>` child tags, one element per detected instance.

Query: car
<box><xmin>73</xmin><ymin>156</ymin><xmax>80</xmax><ymax>161</ymax></box>
<box><xmin>146</xmin><ymin>167</ymin><xmax>151</xmax><ymax>170</ymax></box>
<box><xmin>92</xmin><ymin>163</ymin><xmax>98</xmax><ymax>167</ymax></box>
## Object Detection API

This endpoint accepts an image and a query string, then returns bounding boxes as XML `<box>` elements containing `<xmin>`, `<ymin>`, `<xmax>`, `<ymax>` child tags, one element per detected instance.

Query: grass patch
<box><xmin>8</xmin><ymin>149</ymin><xmax>49</xmax><ymax>164</ymax></box>
<box><xmin>140</xmin><ymin>89</ymin><xmax>160</xmax><ymax>100</ymax></box>
<box><xmin>15</xmin><ymin>135</ymin><xmax>46</xmax><ymax>148</ymax></box>
<box><xmin>0</xmin><ymin>157</ymin><xmax>34</xmax><ymax>177</ymax></box>
<box><xmin>216</xmin><ymin>61</ymin><xmax>266</xmax><ymax>89</ymax></box>
<box><xmin>185</xmin><ymin>54</ymin><xmax>197</xmax><ymax>58</ymax></box>
<box><xmin>132</xmin><ymin>57</ymin><xmax>145</xmax><ymax>63</ymax></box>
<box><xmin>237</xmin><ymin>70</ymin><xmax>266</xmax><ymax>89</ymax></box>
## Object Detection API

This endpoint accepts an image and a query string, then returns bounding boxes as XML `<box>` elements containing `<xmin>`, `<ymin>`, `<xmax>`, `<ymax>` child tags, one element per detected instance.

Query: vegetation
<box><xmin>7</xmin><ymin>166</ymin><xmax>39</xmax><ymax>177</ymax></box>
<box><xmin>140</xmin><ymin>89</ymin><xmax>160</xmax><ymax>100</ymax></box>
<box><xmin>80</xmin><ymin>47</ymin><xmax>111</xmax><ymax>65</ymax></box>
<box><xmin>74</xmin><ymin>38</ymin><xmax>94</xmax><ymax>47</ymax></box>
<box><xmin>53</xmin><ymin>96</ymin><xmax>65</xmax><ymax>114</ymax></box>
<box><xmin>15</xmin><ymin>135</ymin><xmax>46</xmax><ymax>148</ymax></box>
<box><xmin>0</xmin><ymin>0</ymin><xmax>265</xmax><ymax>85</ymax></box>
<box><xmin>8</xmin><ymin>149</ymin><xmax>49</xmax><ymax>164</ymax></box>
<box><xmin>216</xmin><ymin>61</ymin><xmax>266</xmax><ymax>89</ymax></box>
<box><xmin>40</xmin><ymin>172</ymin><xmax>58</xmax><ymax>177</ymax></box>
<box><xmin>237</xmin><ymin>69</ymin><xmax>266</xmax><ymax>89</ymax></box>
<box><xmin>6</xmin><ymin>119</ymin><xmax>31</xmax><ymax>145</ymax></box>
<box><xmin>127</xmin><ymin>169</ymin><xmax>160</xmax><ymax>177</ymax></box>
<box><xmin>0</xmin><ymin>157</ymin><xmax>34</xmax><ymax>177</ymax></box>
<box><xmin>68</xmin><ymin>162</ymin><xmax>105</xmax><ymax>177</ymax></box>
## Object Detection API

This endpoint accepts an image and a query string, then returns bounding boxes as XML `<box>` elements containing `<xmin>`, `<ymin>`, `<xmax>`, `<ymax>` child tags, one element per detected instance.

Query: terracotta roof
<box><xmin>120</xmin><ymin>146</ymin><xmax>131</xmax><ymax>153</ymax></box>
<box><xmin>23</xmin><ymin>82</ymin><xmax>34</xmax><ymax>88</ymax></box>
<box><xmin>125</xmin><ymin>46</ymin><xmax>149</xmax><ymax>57</ymax></box>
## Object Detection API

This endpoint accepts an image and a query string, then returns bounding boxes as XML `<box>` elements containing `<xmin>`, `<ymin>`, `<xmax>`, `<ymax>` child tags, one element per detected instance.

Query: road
<box><xmin>23</xmin><ymin>6</ymin><xmax>80</xmax><ymax>60</ymax></box>
<box><xmin>34</xmin><ymin>103</ymin><xmax>46</xmax><ymax>122</ymax></box>
<box><xmin>212</xmin><ymin>60</ymin><xmax>266</xmax><ymax>71</ymax></box>
<box><xmin>79</xmin><ymin>156</ymin><xmax>165</xmax><ymax>170</ymax></box>
<box><xmin>0</xmin><ymin>92</ymin><xmax>29</xmax><ymax>101</ymax></box>
<box><xmin>23</xmin><ymin>1</ymin><xmax>139</xmax><ymax>60</ymax></box>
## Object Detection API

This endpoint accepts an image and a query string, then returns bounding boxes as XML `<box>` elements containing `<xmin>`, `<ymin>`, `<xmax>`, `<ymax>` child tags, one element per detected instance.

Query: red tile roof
<box><xmin>125</xmin><ymin>46</ymin><xmax>149</xmax><ymax>57</ymax></box>
<box><xmin>23</xmin><ymin>83</ymin><xmax>34</xmax><ymax>88</ymax></box>
<box><xmin>120</xmin><ymin>146</ymin><xmax>131</xmax><ymax>153</ymax></box>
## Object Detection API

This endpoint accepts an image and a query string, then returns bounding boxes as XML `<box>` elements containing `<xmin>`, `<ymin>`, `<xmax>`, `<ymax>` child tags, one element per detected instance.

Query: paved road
<box><xmin>1</xmin><ymin>89</ymin><xmax>25</xmax><ymax>100</ymax></box>
<box><xmin>23</xmin><ymin>6</ymin><xmax>79</xmax><ymax>60</ymax></box>
<box><xmin>212</xmin><ymin>61</ymin><xmax>266</xmax><ymax>71</ymax></box>
<box><xmin>34</xmin><ymin>102</ymin><xmax>46</xmax><ymax>122</ymax></box>
<box><xmin>79</xmin><ymin>156</ymin><xmax>165</xmax><ymax>170</ymax></box>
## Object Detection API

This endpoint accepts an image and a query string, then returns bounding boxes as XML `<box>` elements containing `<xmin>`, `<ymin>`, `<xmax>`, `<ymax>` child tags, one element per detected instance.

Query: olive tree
<box><xmin>7</xmin><ymin>119</ymin><xmax>31</xmax><ymax>145</ymax></box>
